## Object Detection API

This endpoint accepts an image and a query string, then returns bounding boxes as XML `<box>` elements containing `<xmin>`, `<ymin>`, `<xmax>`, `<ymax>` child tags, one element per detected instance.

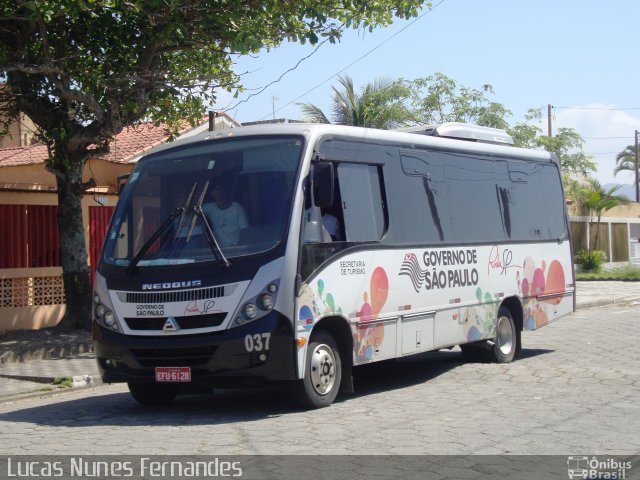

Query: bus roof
<box><xmin>142</xmin><ymin>123</ymin><xmax>553</xmax><ymax>163</ymax></box>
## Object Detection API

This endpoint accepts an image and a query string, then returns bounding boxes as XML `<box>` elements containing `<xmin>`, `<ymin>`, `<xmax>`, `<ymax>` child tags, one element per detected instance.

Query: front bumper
<box><xmin>93</xmin><ymin>310</ymin><xmax>296</xmax><ymax>386</ymax></box>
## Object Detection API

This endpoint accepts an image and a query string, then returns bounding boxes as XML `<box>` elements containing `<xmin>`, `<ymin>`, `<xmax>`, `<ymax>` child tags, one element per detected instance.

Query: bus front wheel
<box><xmin>127</xmin><ymin>382</ymin><xmax>179</xmax><ymax>406</ymax></box>
<box><xmin>296</xmin><ymin>330</ymin><xmax>342</xmax><ymax>409</ymax></box>
<box><xmin>489</xmin><ymin>306</ymin><xmax>517</xmax><ymax>363</ymax></box>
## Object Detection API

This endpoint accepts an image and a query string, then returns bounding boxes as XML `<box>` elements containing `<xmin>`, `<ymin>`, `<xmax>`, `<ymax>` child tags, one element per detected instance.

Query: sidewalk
<box><xmin>573</xmin><ymin>280</ymin><xmax>640</xmax><ymax>309</ymax></box>
<box><xmin>0</xmin><ymin>281</ymin><xmax>638</xmax><ymax>401</ymax></box>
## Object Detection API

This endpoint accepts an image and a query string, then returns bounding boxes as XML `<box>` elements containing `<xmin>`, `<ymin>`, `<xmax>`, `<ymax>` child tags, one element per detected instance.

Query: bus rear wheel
<box><xmin>127</xmin><ymin>382</ymin><xmax>179</xmax><ymax>406</ymax></box>
<box><xmin>295</xmin><ymin>330</ymin><xmax>342</xmax><ymax>409</ymax></box>
<box><xmin>489</xmin><ymin>306</ymin><xmax>517</xmax><ymax>363</ymax></box>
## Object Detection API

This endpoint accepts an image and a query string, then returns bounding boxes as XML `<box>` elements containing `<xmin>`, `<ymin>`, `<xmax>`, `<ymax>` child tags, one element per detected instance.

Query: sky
<box><xmin>212</xmin><ymin>0</ymin><xmax>640</xmax><ymax>187</ymax></box>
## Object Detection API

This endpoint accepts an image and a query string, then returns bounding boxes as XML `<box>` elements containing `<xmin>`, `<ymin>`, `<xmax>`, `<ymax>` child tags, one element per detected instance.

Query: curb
<box><xmin>0</xmin><ymin>372</ymin><xmax>101</xmax><ymax>387</ymax></box>
<box><xmin>0</xmin><ymin>378</ymin><xmax>106</xmax><ymax>405</ymax></box>
<box><xmin>0</xmin><ymin>342</ymin><xmax>93</xmax><ymax>365</ymax></box>
<box><xmin>576</xmin><ymin>297</ymin><xmax>640</xmax><ymax>311</ymax></box>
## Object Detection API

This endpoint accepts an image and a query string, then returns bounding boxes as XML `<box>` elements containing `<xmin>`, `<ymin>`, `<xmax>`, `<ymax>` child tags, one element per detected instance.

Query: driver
<box><xmin>203</xmin><ymin>183</ymin><xmax>248</xmax><ymax>247</ymax></box>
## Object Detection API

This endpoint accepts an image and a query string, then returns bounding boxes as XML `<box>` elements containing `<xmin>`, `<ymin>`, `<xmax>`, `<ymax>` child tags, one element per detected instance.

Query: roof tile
<box><xmin>0</xmin><ymin>121</ymin><xmax>200</xmax><ymax>168</ymax></box>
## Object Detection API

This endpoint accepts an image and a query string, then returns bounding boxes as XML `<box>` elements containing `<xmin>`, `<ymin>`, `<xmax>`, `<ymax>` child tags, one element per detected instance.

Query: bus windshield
<box><xmin>102</xmin><ymin>136</ymin><xmax>304</xmax><ymax>268</ymax></box>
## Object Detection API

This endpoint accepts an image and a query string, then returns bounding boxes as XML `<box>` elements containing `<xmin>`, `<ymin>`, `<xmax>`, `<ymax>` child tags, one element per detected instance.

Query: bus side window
<box><xmin>443</xmin><ymin>155</ymin><xmax>508</xmax><ymax>243</ymax></box>
<box><xmin>337</xmin><ymin>163</ymin><xmax>385</xmax><ymax>242</ymax></box>
<box><xmin>398</xmin><ymin>151</ymin><xmax>448</xmax><ymax>244</ymax></box>
<box><xmin>507</xmin><ymin>162</ymin><xmax>566</xmax><ymax>240</ymax></box>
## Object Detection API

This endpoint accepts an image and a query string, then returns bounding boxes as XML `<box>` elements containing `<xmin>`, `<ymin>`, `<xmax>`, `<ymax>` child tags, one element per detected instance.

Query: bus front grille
<box><xmin>117</xmin><ymin>284</ymin><xmax>237</xmax><ymax>304</ymax></box>
<box><xmin>124</xmin><ymin>313</ymin><xmax>227</xmax><ymax>331</ymax></box>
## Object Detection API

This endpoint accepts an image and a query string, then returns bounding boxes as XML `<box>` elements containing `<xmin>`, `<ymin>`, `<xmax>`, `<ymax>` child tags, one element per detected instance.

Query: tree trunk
<box><xmin>593</xmin><ymin>214</ymin><xmax>602</xmax><ymax>253</ymax></box>
<box><xmin>55</xmin><ymin>156</ymin><xmax>92</xmax><ymax>332</ymax></box>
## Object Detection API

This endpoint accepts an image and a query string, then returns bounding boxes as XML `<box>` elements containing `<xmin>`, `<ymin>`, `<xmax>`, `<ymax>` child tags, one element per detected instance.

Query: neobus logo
<box><xmin>142</xmin><ymin>280</ymin><xmax>202</xmax><ymax>290</ymax></box>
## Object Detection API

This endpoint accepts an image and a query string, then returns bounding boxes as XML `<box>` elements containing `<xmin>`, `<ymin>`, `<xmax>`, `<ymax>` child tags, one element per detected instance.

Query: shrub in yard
<box><xmin>574</xmin><ymin>250</ymin><xmax>604</xmax><ymax>272</ymax></box>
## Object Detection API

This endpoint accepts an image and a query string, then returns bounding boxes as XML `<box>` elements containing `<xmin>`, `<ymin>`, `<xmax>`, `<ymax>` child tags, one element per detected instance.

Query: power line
<box><xmin>224</xmin><ymin>0</ymin><xmax>447</xmax><ymax>120</ymax></box>
<box><xmin>586</xmin><ymin>151</ymin><xmax>627</xmax><ymax>155</ymax></box>
<box><xmin>223</xmin><ymin>35</ymin><xmax>334</xmax><ymax>112</ymax></box>
<box><xmin>267</xmin><ymin>0</ymin><xmax>448</xmax><ymax>120</ymax></box>
<box><xmin>554</xmin><ymin>106</ymin><xmax>640</xmax><ymax>111</ymax></box>
<box><xmin>582</xmin><ymin>136</ymin><xmax>634</xmax><ymax>140</ymax></box>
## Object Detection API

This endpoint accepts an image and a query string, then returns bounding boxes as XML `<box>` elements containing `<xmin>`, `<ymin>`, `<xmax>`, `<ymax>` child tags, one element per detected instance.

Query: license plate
<box><xmin>155</xmin><ymin>367</ymin><xmax>191</xmax><ymax>382</ymax></box>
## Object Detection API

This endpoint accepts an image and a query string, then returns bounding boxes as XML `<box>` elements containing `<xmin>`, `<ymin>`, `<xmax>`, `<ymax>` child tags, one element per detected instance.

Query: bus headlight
<box><xmin>104</xmin><ymin>311</ymin><xmax>115</xmax><ymax>327</ymax></box>
<box><xmin>95</xmin><ymin>304</ymin><xmax>106</xmax><ymax>319</ymax></box>
<box><xmin>93</xmin><ymin>299</ymin><xmax>120</xmax><ymax>331</ymax></box>
<box><xmin>232</xmin><ymin>280</ymin><xmax>280</xmax><ymax>328</ymax></box>
<box><xmin>243</xmin><ymin>303</ymin><xmax>258</xmax><ymax>319</ymax></box>
<box><xmin>259</xmin><ymin>293</ymin><xmax>274</xmax><ymax>310</ymax></box>
<box><xmin>93</xmin><ymin>297</ymin><xmax>121</xmax><ymax>332</ymax></box>
<box><xmin>93</xmin><ymin>272</ymin><xmax>122</xmax><ymax>332</ymax></box>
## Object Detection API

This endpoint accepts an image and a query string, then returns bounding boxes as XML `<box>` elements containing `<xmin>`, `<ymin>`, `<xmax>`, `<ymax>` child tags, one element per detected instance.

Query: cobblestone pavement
<box><xmin>0</xmin><ymin>302</ymin><xmax>638</xmax><ymax>456</ymax></box>
<box><xmin>2</xmin><ymin>281</ymin><xmax>639</xmax><ymax>399</ymax></box>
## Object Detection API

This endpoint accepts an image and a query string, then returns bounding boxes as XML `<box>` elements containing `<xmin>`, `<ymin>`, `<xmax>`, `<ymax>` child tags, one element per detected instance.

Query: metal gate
<box><xmin>89</xmin><ymin>206</ymin><xmax>115</xmax><ymax>285</ymax></box>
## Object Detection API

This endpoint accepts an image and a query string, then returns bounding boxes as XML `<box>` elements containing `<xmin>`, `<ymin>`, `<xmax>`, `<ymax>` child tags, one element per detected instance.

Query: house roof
<box><xmin>0</xmin><ymin>144</ymin><xmax>49</xmax><ymax>167</ymax></box>
<box><xmin>0</xmin><ymin>119</ymin><xmax>213</xmax><ymax>168</ymax></box>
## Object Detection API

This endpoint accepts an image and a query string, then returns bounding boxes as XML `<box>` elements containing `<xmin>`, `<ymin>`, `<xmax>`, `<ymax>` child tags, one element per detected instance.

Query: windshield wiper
<box><xmin>126</xmin><ymin>181</ymin><xmax>230</xmax><ymax>275</ymax></box>
<box><xmin>190</xmin><ymin>181</ymin><xmax>231</xmax><ymax>268</ymax></box>
<box><xmin>126</xmin><ymin>207</ymin><xmax>183</xmax><ymax>275</ymax></box>
<box><xmin>127</xmin><ymin>182</ymin><xmax>199</xmax><ymax>275</ymax></box>
<box><xmin>174</xmin><ymin>182</ymin><xmax>197</xmax><ymax>241</ymax></box>
<box><xmin>186</xmin><ymin>180</ymin><xmax>208</xmax><ymax>242</ymax></box>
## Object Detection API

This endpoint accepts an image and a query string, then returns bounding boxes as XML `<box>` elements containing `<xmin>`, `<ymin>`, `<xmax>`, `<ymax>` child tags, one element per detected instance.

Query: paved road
<box><xmin>0</xmin><ymin>303</ymin><xmax>638</xmax><ymax>457</ymax></box>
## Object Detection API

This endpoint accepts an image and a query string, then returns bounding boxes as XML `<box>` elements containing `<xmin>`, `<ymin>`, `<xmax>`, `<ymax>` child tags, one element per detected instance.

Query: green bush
<box><xmin>574</xmin><ymin>250</ymin><xmax>604</xmax><ymax>272</ymax></box>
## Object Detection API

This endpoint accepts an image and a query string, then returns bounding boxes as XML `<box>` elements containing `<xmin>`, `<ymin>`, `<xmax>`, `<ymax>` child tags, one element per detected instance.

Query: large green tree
<box><xmin>405</xmin><ymin>72</ymin><xmax>511</xmax><ymax>129</ymax></box>
<box><xmin>0</xmin><ymin>0</ymin><xmax>429</xmax><ymax>330</ymax></box>
<box><xmin>508</xmin><ymin>108</ymin><xmax>596</xmax><ymax>175</ymax></box>
<box><xmin>299</xmin><ymin>72</ymin><xmax>512</xmax><ymax>130</ymax></box>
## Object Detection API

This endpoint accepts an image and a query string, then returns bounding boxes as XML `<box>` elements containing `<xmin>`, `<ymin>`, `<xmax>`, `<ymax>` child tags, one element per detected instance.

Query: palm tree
<box><xmin>615</xmin><ymin>144</ymin><xmax>637</xmax><ymax>175</ymax></box>
<box><xmin>298</xmin><ymin>74</ymin><xmax>411</xmax><ymax>129</ymax></box>
<box><xmin>615</xmin><ymin>144</ymin><xmax>639</xmax><ymax>202</ymax></box>
<box><xmin>582</xmin><ymin>179</ymin><xmax>629</xmax><ymax>253</ymax></box>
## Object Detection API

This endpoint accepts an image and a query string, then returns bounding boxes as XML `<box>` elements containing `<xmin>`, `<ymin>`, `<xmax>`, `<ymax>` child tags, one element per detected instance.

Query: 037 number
<box><xmin>244</xmin><ymin>333</ymin><xmax>271</xmax><ymax>352</ymax></box>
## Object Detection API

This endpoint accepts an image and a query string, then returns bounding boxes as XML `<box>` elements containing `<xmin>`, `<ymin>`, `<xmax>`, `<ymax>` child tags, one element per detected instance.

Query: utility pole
<box><xmin>547</xmin><ymin>104</ymin><xmax>553</xmax><ymax>137</ymax></box>
<box><xmin>635</xmin><ymin>129</ymin><xmax>639</xmax><ymax>203</ymax></box>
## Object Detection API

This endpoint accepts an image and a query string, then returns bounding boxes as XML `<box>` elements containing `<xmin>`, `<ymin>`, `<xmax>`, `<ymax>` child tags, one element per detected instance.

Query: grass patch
<box><xmin>576</xmin><ymin>266</ymin><xmax>640</xmax><ymax>281</ymax></box>
<box><xmin>52</xmin><ymin>377</ymin><xmax>73</xmax><ymax>388</ymax></box>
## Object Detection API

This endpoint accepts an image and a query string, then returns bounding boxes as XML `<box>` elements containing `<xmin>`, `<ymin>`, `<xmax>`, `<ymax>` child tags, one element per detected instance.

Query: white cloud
<box><xmin>554</xmin><ymin>105</ymin><xmax>640</xmax><ymax>185</ymax></box>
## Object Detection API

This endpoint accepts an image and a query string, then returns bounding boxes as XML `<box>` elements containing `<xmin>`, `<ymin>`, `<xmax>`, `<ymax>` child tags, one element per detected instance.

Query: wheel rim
<box><xmin>309</xmin><ymin>343</ymin><xmax>337</xmax><ymax>396</ymax></box>
<box><xmin>496</xmin><ymin>315</ymin><xmax>514</xmax><ymax>355</ymax></box>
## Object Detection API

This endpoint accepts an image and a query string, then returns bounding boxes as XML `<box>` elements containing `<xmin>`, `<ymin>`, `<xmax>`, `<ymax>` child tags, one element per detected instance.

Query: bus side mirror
<box><xmin>117</xmin><ymin>174</ymin><xmax>130</xmax><ymax>194</ymax></box>
<box><xmin>312</xmin><ymin>163</ymin><xmax>334</xmax><ymax>208</ymax></box>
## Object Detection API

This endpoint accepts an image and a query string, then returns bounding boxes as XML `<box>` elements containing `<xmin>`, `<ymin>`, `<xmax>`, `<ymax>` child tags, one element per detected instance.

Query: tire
<box><xmin>295</xmin><ymin>330</ymin><xmax>342</xmax><ymax>409</ymax></box>
<box><xmin>127</xmin><ymin>382</ymin><xmax>180</xmax><ymax>406</ymax></box>
<box><xmin>489</xmin><ymin>306</ymin><xmax>517</xmax><ymax>363</ymax></box>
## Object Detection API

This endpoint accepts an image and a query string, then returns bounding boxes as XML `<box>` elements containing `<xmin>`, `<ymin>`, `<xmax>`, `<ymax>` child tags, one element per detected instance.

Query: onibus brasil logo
<box><xmin>567</xmin><ymin>456</ymin><xmax>632</xmax><ymax>479</ymax></box>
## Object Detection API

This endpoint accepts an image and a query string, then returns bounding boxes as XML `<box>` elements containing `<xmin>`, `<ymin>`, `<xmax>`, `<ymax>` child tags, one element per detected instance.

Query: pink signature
<box><xmin>487</xmin><ymin>245</ymin><xmax>520</xmax><ymax>275</ymax></box>
<box><xmin>183</xmin><ymin>299</ymin><xmax>217</xmax><ymax>315</ymax></box>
